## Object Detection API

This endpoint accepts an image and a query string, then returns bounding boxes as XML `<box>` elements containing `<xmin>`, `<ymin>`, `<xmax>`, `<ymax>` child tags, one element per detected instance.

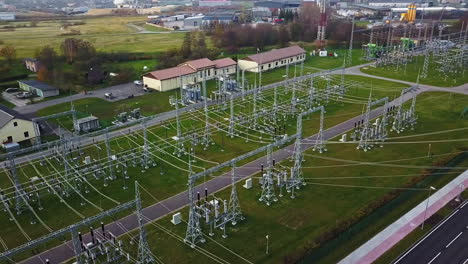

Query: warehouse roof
<box><xmin>18</xmin><ymin>80</ymin><xmax>58</xmax><ymax>91</ymax></box>
<box><xmin>243</xmin><ymin>45</ymin><xmax>306</xmax><ymax>64</ymax></box>
<box><xmin>145</xmin><ymin>65</ymin><xmax>196</xmax><ymax>81</ymax></box>
<box><xmin>213</xmin><ymin>58</ymin><xmax>237</xmax><ymax>68</ymax></box>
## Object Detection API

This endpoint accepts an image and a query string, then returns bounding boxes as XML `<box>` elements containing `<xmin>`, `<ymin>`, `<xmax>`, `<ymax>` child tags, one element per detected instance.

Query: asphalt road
<box><xmin>14</xmin><ymin>82</ymin><xmax>146</xmax><ymax>115</ymax></box>
<box><xmin>394</xmin><ymin>200</ymin><xmax>468</xmax><ymax>264</ymax></box>
<box><xmin>20</xmin><ymin>84</ymin><xmax>418</xmax><ymax>264</ymax></box>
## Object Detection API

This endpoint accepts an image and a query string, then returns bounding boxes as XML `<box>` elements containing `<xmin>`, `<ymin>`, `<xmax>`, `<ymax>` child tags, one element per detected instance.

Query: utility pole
<box><xmin>105</xmin><ymin>128</ymin><xmax>115</xmax><ymax>182</ymax></box>
<box><xmin>347</xmin><ymin>16</ymin><xmax>355</xmax><ymax>66</ymax></box>
<box><xmin>228</xmin><ymin>94</ymin><xmax>235</xmax><ymax>138</ymax></box>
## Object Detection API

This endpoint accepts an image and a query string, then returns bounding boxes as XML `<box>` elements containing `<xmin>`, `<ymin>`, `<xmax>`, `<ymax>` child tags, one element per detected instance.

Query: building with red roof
<box><xmin>143</xmin><ymin>57</ymin><xmax>237</xmax><ymax>92</ymax></box>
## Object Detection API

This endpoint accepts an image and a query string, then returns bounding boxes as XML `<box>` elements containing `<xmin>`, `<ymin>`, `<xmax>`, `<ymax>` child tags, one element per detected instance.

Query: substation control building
<box><xmin>238</xmin><ymin>45</ymin><xmax>306</xmax><ymax>73</ymax></box>
<box><xmin>143</xmin><ymin>57</ymin><xmax>237</xmax><ymax>92</ymax></box>
<box><xmin>75</xmin><ymin>116</ymin><xmax>100</xmax><ymax>133</ymax></box>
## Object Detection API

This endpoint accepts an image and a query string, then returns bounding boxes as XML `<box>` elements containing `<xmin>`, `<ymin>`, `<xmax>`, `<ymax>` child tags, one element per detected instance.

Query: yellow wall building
<box><xmin>143</xmin><ymin>58</ymin><xmax>237</xmax><ymax>92</ymax></box>
<box><xmin>0</xmin><ymin>105</ymin><xmax>39</xmax><ymax>146</ymax></box>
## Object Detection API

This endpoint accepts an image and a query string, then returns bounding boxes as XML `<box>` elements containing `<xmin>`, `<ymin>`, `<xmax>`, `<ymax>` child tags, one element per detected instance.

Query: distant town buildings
<box><xmin>143</xmin><ymin>58</ymin><xmax>237</xmax><ymax>92</ymax></box>
<box><xmin>238</xmin><ymin>45</ymin><xmax>306</xmax><ymax>73</ymax></box>
<box><xmin>198</xmin><ymin>0</ymin><xmax>232</xmax><ymax>7</ymax></box>
<box><xmin>0</xmin><ymin>12</ymin><xmax>15</xmax><ymax>21</ymax></box>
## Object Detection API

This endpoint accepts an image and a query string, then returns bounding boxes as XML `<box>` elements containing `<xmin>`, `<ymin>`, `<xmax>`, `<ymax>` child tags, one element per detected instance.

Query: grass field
<box><xmin>113</xmin><ymin>91</ymin><xmax>468</xmax><ymax>264</ymax></box>
<box><xmin>361</xmin><ymin>54</ymin><xmax>468</xmax><ymax>87</ymax></box>
<box><xmin>0</xmin><ymin>16</ymin><xmax>186</xmax><ymax>58</ymax></box>
<box><xmin>0</xmin><ymin>74</ymin><xmax>411</xmax><ymax>261</ymax></box>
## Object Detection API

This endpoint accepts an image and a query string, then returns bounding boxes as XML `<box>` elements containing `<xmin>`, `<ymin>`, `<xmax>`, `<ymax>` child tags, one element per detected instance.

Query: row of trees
<box><xmin>207</xmin><ymin>5</ymin><xmax>361</xmax><ymax>53</ymax></box>
<box><xmin>156</xmin><ymin>31</ymin><xmax>220</xmax><ymax>69</ymax></box>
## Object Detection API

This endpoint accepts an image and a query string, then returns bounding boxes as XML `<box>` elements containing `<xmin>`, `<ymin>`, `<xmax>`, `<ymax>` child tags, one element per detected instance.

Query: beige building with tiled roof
<box><xmin>238</xmin><ymin>45</ymin><xmax>306</xmax><ymax>73</ymax></box>
<box><xmin>143</xmin><ymin>57</ymin><xmax>237</xmax><ymax>92</ymax></box>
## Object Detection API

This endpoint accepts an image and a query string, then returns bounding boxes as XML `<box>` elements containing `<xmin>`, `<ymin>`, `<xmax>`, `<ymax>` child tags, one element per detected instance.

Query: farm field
<box><xmin>0</xmin><ymin>16</ymin><xmax>186</xmax><ymax>58</ymax></box>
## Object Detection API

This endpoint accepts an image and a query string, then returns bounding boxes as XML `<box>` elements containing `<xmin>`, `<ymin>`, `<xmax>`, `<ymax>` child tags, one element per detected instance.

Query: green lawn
<box><xmin>361</xmin><ymin>54</ymin><xmax>468</xmax><ymax>87</ymax></box>
<box><xmin>1</xmin><ymin>74</ymin><xmax>409</xmax><ymax>261</ymax></box>
<box><xmin>113</xmin><ymin>91</ymin><xmax>468</xmax><ymax>264</ymax></box>
<box><xmin>142</xmin><ymin>23</ymin><xmax>171</xmax><ymax>32</ymax></box>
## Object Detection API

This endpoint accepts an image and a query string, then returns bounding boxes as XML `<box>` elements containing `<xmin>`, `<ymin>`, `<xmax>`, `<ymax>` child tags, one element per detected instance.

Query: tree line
<box><xmin>156</xmin><ymin>31</ymin><xmax>220</xmax><ymax>69</ymax></box>
<box><xmin>205</xmin><ymin>4</ymin><xmax>364</xmax><ymax>53</ymax></box>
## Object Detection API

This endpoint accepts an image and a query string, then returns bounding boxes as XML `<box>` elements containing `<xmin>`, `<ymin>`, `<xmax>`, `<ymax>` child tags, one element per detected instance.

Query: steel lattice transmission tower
<box><xmin>317</xmin><ymin>0</ymin><xmax>328</xmax><ymax>49</ymax></box>
<box><xmin>259</xmin><ymin>145</ymin><xmax>277</xmax><ymax>206</ymax></box>
<box><xmin>312</xmin><ymin>107</ymin><xmax>327</xmax><ymax>153</ymax></box>
<box><xmin>135</xmin><ymin>182</ymin><xmax>155</xmax><ymax>264</ymax></box>
<box><xmin>184</xmin><ymin>159</ymin><xmax>205</xmax><ymax>247</ymax></box>
<box><xmin>357</xmin><ymin>93</ymin><xmax>373</xmax><ymax>151</ymax></box>
<box><xmin>290</xmin><ymin>114</ymin><xmax>305</xmax><ymax>190</ymax></box>
<box><xmin>228</xmin><ymin>162</ymin><xmax>244</xmax><ymax>225</ymax></box>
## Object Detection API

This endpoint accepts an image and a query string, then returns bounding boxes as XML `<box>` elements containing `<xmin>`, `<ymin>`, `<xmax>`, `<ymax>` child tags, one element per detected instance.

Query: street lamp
<box><xmin>265</xmin><ymin>235</ymin><xmax>269</xmax><ymax>255</ymax></box>
<box><xmin>421</xmin><ymin>186</ymin><xmax>436</xmax><ymax>230</ymax></box>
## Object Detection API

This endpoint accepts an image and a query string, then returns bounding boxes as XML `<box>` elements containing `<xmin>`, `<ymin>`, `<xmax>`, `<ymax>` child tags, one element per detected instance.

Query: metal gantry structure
<box><xmin>0</xmin><ymin>61</ymin><xmax>426</xmax><ymax>262</ymax></box>
<box><xmin>0</xmin><ymin>181</ymin><xmax>154</xmax><ymax>264</ymax></box>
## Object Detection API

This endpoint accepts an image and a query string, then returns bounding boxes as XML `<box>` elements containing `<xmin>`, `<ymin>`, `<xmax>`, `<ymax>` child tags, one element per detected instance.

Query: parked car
<box><xmin>143</xmin><ymin>87</ymin><xmax>153</xmax><ymax>92</ymax></box>
<box><xmin>16</xmin><ymin>92</ymin><xmax>31</xmax><ymax>99</ymax></box>
<box><xmin>134</xmin><ymin>80</ymin><xmax>143</xmax><ymax>86</ymax></box>
<box><xmin>5</xmin><ymin>88</ymin><xmax>19</xmax><ymax>93</ymax></box>
<box><xmin>105</xmin><ymin>93</ymin><xmax>113</xmax><ymax>99</ymax></box>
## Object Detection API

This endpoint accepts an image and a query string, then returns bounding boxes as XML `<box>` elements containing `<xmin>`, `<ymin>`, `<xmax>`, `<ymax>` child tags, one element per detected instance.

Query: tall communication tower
<box><xmin>317</xmin><ymin>0</ymin><xmax>328</xmax><ymax>49</ymax></box>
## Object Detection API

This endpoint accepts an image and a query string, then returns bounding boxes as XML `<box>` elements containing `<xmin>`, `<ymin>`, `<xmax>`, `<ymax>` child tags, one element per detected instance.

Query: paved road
<box><xmin>14</xmin><ymin>82</ymin><xmax>146</xmax><ymax>115</ymax></box>
<box><xmin>20</xmin><ymin>83</ymin><xmax>422</xmax><ymax>264</ymax></box>
<box><xmin>394</xmin><ymin>200</ymin><xmax>468</xmax><ymax>264</ymax></box>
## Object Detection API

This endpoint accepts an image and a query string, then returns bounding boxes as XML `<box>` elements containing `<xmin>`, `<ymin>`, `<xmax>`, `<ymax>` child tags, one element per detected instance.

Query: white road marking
<box><xmin>461</xmin><ymin>200</ymin><xmax>468</xmax><ymax>209</ymax></box>
<box><xmin>445</xmin><ymin>232</ymin><xmax>463</xmax><ymax>248</ymax></box>
<box><xmin>394</xmin><ymin>209</ymin><xmax>460</xmax><ymax>263</ymax></box>
<box><xmin>463</xmin><ymin>258</ymin><xmax>468</xmax><ymax>264</ymax></box>
<box><xmin>427</xmin><ymin>252</ymin><xmax>441</xmax><ymax>264</ymax></box>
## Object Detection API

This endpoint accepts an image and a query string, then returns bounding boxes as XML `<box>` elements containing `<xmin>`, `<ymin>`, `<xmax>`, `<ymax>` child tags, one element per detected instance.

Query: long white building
<box><xmin>238</xmin><ymin>45</ymin><xmax>306</xmax><ymax>73</ymax></box>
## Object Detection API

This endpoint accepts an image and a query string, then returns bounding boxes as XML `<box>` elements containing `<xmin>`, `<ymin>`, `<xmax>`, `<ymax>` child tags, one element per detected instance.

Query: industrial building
<box><xmin>198</xmin><ymin>0</ymin><xmax>232</xmax><ymax>7</ymax></box>
<box><xmin>75</xmin><ymin>116</ymin><xmax>100</xmax><ymax>133</ymax></box>
<box><xmin>143</xmin><ymin>58</ymin><xmax>237</xmax><ymax>92</ymax></box>
<box><xmin>18</xmin><ymin>80</ymin><xmax>59</xmax><ymax>98</ymax></box>
<box><xmin>238</xmin><ymin>45</ymin><xmax>306</xmax><ymax>73</ymax></box>
<box><xmin>0</xmin><ymin>12</ymin><xmax>15</xmax><ymax>21</ymax></box>
<box><xmin>0</xmin><ymin>105</ymin><xmax>39</xmax><ymax>146</ymax></box>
